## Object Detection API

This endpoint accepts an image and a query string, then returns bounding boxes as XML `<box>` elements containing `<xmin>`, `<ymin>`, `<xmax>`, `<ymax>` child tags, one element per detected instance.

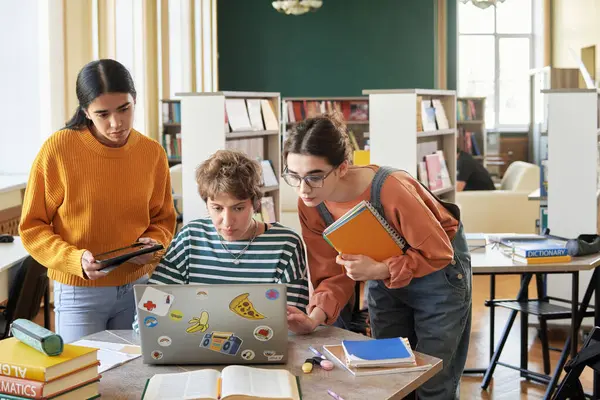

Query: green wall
<box><xmin>217</xmin><ymin>0</ymin><xmax>456</xmax><ymax>97</ymax></box>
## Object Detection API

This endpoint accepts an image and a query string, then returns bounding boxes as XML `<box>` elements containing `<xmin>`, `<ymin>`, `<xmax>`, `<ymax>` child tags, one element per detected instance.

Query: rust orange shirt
<box><xmin>298</xmin><ymin>166</ymin><xmax>459</xmax><ymax>324</ymax></box>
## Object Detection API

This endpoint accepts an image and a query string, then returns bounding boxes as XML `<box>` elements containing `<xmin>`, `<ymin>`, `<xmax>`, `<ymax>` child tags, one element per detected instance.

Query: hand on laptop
<box><xmin>287</xmin><ymin>306</ymin><xmax>318</xmax><ymax>335</ymax></box>
<box><xmin>129</xmin><ymin>237</ymin><xmax>159</xmax><ymax>265</ymax></box>
<box><xmin>81</xmin><ymin>250</ymin><xmax>104</xmax><ymax>280</ymax></box>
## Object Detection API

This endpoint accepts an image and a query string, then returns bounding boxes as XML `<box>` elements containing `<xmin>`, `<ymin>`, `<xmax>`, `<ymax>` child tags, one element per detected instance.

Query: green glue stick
<box><xmin>10</xmin><ymin>319</ymin><xmax>64</xmax><ymax>356</ymax></box>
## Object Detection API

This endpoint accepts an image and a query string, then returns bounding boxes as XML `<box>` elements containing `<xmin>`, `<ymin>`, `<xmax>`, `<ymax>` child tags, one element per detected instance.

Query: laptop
<box><xmin>133</xmin><ymin>283</ymin><xmax>289</xmax><ymax>365</ymax></box>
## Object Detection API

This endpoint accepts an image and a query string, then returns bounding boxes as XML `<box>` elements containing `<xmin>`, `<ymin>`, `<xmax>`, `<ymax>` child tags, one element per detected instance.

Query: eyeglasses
<box><xmin>282</xmin><ymin>167</ymin><xmax>337</xmax><ymax>188</ymax></box>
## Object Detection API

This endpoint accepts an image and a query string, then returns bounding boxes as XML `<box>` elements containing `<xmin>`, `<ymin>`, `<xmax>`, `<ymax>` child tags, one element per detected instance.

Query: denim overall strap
<box><xmin>369</xmin><ymin>166</ymin><xmax>395</xmax><ymax>221</ymax></box>
<box><xmin>316</xmin><ymin>203</ymin><xmax>335</xmax><ymax>227</ymax></box>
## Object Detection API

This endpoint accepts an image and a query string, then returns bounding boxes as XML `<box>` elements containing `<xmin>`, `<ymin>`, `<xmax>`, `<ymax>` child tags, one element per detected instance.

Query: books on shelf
<box><xmin>418</xmin><ymin>98</ymin><xmax>451</xmax><ymax>132</ymax></box>
<box><xmin>322</xmin><ymin>200</ymin><xmax>407</xmax><ymax>262</ymax></box>
<box><xmin>457</xmin><ymin>99</ymin><xmax>478</xmax><ymax>121</ymax></box>
<box><xmin>0</xmin><ymin>338</ymin><xmax>100</xmax><ymax>400</ymax></box>
<box><xmin>431</xmin><ymin>99</ymin><xmax>449</xmax><ymax>130</ymax></box>
<box><xmin>261</xmin><ymin>100</ymin><xmax>279</xmax><ymax>131</ymax></box>
<box><xmin>225</xmin><ymin>99</ymin><xmax>253</xmax><ymax>132</ymax></box>
<box><xmin>422</xmin><ymin>151</ymin><xmax>452</xmax><ymax>192</ymax></box>
<box><xmin>163</xmin><ymin>133</ymin><xmax>182</xmax><ymax>159</ymax></box>
<box><xmin>420</xmin><ymin>99</ymin><xmax>437</xmax><ymax>132</ymax></box>
<box><xmin>260</xmin><ymin>196</ymin><xmax>277</xmax><ymax>223</ymax></box>
<box><xmin>246</xmin><ymin>99</ymin><xmax>265</xmax><ymax>131</ymax></box>
<box><xmin>259</xmin><ymin>160</ymin><xmax>278</xmax><ymax>188</ymax></box>
<box><xmin>141</xmin><ymin>366</ymin><xmax>300</xmax><ymax>400</ymax></box>
<box><xmin>162</xmin><ymin>101</ymin><xmax>181</xmax><ymax>124</ymax></box>
<box><xmin>284</xmin><ymin>99</ymin><xmax>368</xmax><ymax>123</ymax></box>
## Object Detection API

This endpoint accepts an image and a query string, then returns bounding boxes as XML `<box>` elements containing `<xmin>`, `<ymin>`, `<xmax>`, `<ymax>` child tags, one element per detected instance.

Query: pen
<box><xmin>327</xmin><ymin>389</ymin><xmax>345</xmax><ymax>400</ymax></box>
<box><xmin>308</xmin><ymin>345</ymin><xmax>326</xmax><ymax>359</ymax></box>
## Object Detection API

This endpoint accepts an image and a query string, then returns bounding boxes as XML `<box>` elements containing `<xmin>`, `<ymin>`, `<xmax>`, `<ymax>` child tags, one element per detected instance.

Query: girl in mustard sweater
<box><xmin>19</xmin><ymin>59</ymin><xmax>176</xmax><ymax>343</ymax></box>
<box><xmin>283</xmin><ymin>113</ymin><xmax>471</xmax><ymax>400</ymax></box>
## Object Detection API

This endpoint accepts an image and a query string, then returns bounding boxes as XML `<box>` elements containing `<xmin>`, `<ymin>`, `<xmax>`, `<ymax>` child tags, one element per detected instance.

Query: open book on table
<box><xmin>141</xmin><ymin>366</ymin><xmax>301</xmax><ymax>400</ymax></box>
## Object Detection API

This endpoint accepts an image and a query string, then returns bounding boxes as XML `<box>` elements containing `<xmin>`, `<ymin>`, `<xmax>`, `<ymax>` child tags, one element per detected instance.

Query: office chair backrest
<box><xmin>1</xmin><ymin>256</ymin><xmax>48</xmax><ymax>337</ymax></box>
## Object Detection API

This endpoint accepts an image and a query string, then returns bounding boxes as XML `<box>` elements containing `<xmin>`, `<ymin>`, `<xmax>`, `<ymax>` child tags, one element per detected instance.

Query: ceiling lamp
<box><xmin>459</xmin><ymin>0</ymin><xmax>506</xmax><ymax>9</ymax></box>
<box><xmin>272</xmin><ymin>0</ymin><xmax>323</xmax><ymax>15</ymax></box>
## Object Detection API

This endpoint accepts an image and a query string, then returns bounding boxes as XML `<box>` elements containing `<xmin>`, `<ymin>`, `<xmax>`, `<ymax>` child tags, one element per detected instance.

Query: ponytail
<box><xmin>64</xmin><ymin>106</ymin><xmax>90</xmax><ymax>130</ymax></box>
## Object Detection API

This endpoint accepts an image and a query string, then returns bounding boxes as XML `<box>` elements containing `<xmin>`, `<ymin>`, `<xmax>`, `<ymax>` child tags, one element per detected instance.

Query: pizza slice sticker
<box><xmin>137</xmin><ymin>287</ymin><xmax>175</xmax><ymax>316</ymax></box>
<box><xmin>229</xmin><ymin>293</ymin><xmax>266</xmax><ymax>320</ymax></box>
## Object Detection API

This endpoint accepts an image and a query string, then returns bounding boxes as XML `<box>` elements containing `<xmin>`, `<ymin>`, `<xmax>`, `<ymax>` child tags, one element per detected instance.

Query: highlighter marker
<box><xmin>302</xmin><ymin>358</ymin><xmax>317</xmax><ymax>373</ymax></box>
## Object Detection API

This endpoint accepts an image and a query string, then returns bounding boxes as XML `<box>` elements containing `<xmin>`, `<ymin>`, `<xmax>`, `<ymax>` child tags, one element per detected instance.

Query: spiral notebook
<box><xmin>322</xmin><ymin>200</ymin><xmax>409</xmax><ymax>262</ymax></box>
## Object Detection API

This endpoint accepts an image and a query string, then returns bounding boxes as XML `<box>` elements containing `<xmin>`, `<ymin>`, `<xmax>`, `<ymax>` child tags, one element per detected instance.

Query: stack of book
<box><xmin>0</xmin><ymin>338</ymin><xmax>100</xmax><ymax>400</ymax></box>
<box><xmin>323</xmin><ymin>337</ymin><xmax>432</xmax><ymax>376</ymax></box>
<box><xmin>509</xmin><ymin>240</ymin><xmax>571</xmax><ymax>264</ymax></box>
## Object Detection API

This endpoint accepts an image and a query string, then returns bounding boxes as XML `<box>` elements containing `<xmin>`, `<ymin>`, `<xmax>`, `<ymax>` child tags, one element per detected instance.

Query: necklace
<box><xmin>219</xmin><ymin>220</ymin><xmax>258</xmax><ymax>265</ymax></box>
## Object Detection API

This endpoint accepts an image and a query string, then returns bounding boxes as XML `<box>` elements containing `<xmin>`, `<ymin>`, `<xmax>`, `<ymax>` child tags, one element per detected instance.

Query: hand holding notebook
<box><xmin>336</xmin><ymin>253</ymin><xmax>392</xmax><ymax>281</ymax></box>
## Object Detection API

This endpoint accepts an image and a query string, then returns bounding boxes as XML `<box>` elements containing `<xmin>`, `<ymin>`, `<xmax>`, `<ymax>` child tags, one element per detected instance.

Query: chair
<box><xmin>456</xmin><ymin>161</ymin><xmax>541</xmax><ymax>233</ymax></box>
<box><xmin>552</xmin><ymin>326</ymin><xmax>600</xmax><ymax>399</ymax></box>
<box><xmin>0</xmin><ymin>256</ymin><xmax>50</xmax><ymax>338</ymax></box>
<box><xmin>169</xmin><ymin>163</ymin><xmax>184</xmax><ymax>232</ymax></box>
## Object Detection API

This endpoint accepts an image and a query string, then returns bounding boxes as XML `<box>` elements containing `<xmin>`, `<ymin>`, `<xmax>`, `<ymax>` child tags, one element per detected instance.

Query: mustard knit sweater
<box><xmin>19</xmin><ymin>128</ymin><xmax>176</xmax><ymax>287</ymax></box>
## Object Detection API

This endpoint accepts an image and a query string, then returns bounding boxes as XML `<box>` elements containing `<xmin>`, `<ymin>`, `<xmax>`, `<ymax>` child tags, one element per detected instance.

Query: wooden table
<box><xmin>89</xmin><ymin>328</ymin><xmax>442</xmax><ymax>399</ymax></box>
<box><xmin>0</xmin><ymin>236</ymin><xmax>28</xmax><ymax>303</ymax></box>
<box><xmin>468</xmin><ymin>245</ymin><xmax>600</xmax><ymax>398</ymax></box>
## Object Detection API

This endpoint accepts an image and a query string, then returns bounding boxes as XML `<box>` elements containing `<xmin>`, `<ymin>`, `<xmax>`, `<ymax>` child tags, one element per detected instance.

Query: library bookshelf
<box><xmin>177</xmin><ymin>91</ymin><xmax>282</xmax><ymax>225</ymax></box>
<box><xmin>457</xmin><ymin>96</ymin><xmax>486</xmax><ymax>166</ymax></box>
<box><xmin>160</xmin><ymin>99</ymin><xmax>182</xmax><ymax>166</ymax></box>
<box><xmin>363</xmin><ymin>89</ymin><xmax>457</xmax><ymax>203</ymax></box>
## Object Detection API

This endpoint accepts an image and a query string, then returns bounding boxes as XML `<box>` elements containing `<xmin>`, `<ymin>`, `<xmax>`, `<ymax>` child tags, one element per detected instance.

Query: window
<box><xmin>458</xmin><ymin>0</ymin><xmax>533</xmax><ymax>130</ymax></box>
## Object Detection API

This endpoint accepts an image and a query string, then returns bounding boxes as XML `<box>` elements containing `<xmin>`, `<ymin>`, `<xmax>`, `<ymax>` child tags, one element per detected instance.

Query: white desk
<box><xmin>0</xmin><ymin>236</ymin><xmax>28</xmax><ymax>303</ymax></box>
<box><xmin>0</xmin><ymin>174</ymin><xmax>27</xmax><ymax>195</ymax></box>
<box><xmin>468</xmin><ymin>245</ymin><xmax>600</xmax><ymax>398</ymax></box>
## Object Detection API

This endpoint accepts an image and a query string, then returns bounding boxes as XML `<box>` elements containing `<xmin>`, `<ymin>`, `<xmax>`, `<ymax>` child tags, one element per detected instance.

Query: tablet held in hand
<box><xmin>95</xmin><ymin>242</ymin><xmax>164</xmax><ymax>271</ymax></box>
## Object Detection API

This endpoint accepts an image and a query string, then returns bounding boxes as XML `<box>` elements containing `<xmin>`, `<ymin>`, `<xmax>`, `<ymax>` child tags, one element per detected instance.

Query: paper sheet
<box><xmin>72</xmin><ymin>339</ymin><xmax>141</xmax><ymax>373</ymax></box>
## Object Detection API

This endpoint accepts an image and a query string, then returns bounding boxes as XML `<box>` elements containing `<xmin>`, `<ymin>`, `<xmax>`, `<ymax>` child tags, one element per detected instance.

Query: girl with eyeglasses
<box><xmin>282</xmin><ymin>113</ymin><xmax>471</xmax><ymax>400</ymax></box>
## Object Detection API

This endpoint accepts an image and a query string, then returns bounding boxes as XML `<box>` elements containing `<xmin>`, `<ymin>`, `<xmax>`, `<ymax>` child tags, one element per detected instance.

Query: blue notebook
<box><xmin>342</xmin><ymin>338</ymin><xmax>415</xmax><ymax>367</ymax></box>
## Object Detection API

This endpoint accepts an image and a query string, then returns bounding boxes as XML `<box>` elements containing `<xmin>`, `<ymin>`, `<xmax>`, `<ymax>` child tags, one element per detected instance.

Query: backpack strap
<box><xmin>370</xmin><ymin>166</ymin><xmax>395</xmax><ymax>221</ymax></box>
<box><xmin>316</xmin><ymin>202</ymin><xmax>335</xmax><ymax>227</ymax></box>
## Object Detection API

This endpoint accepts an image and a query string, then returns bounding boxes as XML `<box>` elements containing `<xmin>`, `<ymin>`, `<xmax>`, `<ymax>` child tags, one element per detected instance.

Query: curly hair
<box><xmin>195</xmin><ymin>150</ymin><xmax>263</xmax><ymax>207</ymax></box>
<box><xmin>283</xmin><ymin>111</ymin><xmax>353</xmax><ymax>167</ymax></box>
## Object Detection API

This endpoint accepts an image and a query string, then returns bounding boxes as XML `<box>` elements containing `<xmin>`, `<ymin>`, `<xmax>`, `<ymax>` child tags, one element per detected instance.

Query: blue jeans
<box><xmin>367</xmin><ymin>224</ymin><xmax>472</xmax><ymax>400</ymax></box>
<box><xmin>53</xmin><ymin>276</ymin><xmax>148</xmax><ymax>343</ymax></box>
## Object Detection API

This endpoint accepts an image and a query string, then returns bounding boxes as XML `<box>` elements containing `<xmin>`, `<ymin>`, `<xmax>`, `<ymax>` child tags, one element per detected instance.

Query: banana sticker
<box><xmin>186</xmin><ymin>310</ymin><xmax>210</xmax><ymax>333</ymax></box>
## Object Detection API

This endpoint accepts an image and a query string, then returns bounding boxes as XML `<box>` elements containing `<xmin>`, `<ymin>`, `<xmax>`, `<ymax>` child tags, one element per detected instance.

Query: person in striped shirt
<box><xmin>134</xmin><ymin>150</ymin><xmax>309</xmax><ymax>333</ymax></box>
